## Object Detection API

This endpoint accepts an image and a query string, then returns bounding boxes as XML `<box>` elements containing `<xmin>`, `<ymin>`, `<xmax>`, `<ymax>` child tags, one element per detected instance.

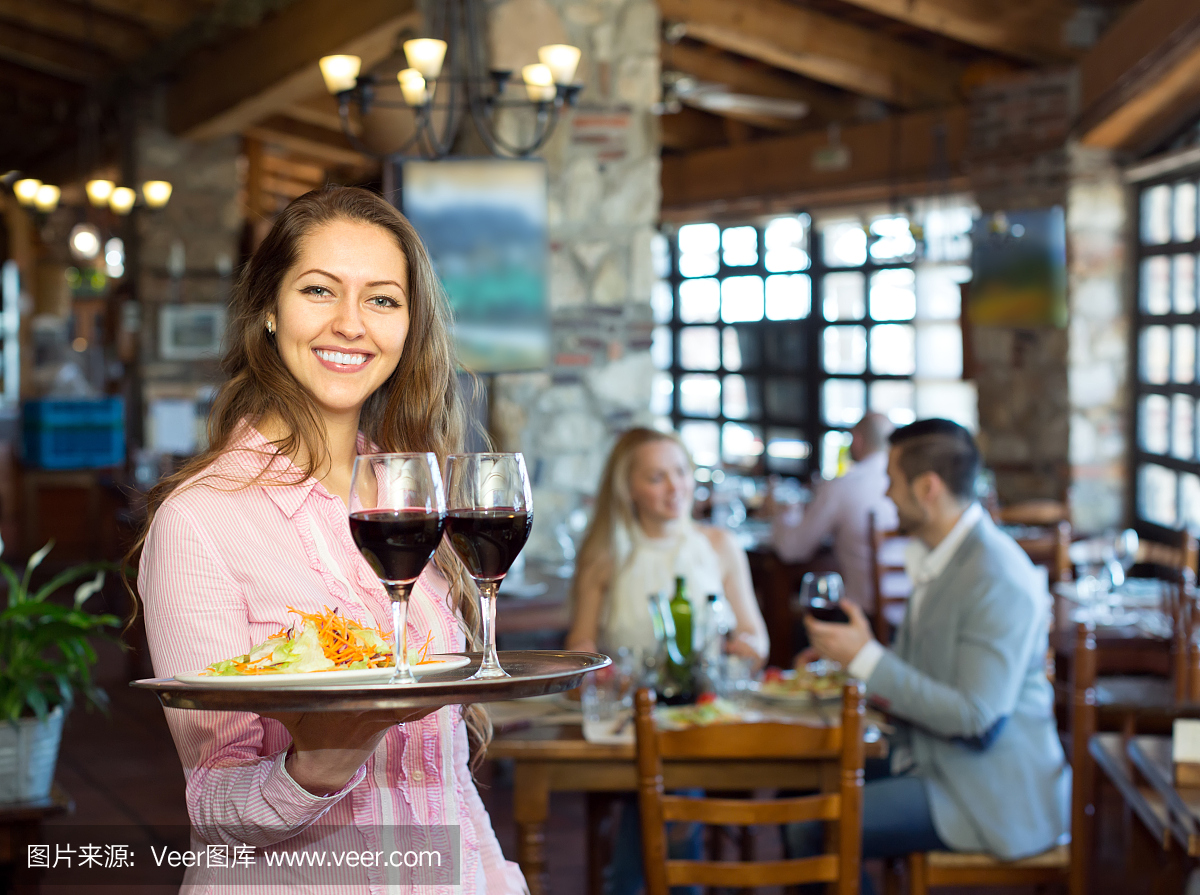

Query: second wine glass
<box><xmin>445</xmin><ymin>453</ymin><xmax>533</xmax><ymax>680</ymax></box>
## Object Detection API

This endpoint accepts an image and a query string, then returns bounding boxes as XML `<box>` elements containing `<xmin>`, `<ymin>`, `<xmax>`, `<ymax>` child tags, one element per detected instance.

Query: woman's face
<box><xmin>628</xmin><ymin>439</ymin><xmax>694</xmax><ymax>526</ymax></box>
<box><xmin>271</xmin><ymin>219</ymin><xmax>410</xmax><ymax>424</ymax></box>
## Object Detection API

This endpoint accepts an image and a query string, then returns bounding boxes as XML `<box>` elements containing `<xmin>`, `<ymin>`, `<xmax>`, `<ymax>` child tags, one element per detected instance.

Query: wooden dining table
<box><xmin>485</xmin><ymin>698</ymin><xmax>885</xmax><ymax>895</ymax></box>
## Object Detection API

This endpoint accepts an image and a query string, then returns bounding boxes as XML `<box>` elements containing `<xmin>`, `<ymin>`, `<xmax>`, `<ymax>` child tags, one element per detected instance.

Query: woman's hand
<box><xmin>564</xmin><ymin>633</ymin><xmax>598</xmax><ymax>654</ymax></box>
<box><xmin>726</xmin><ymin>629</ymin><xmax>767</xmax><ymax>668</ymax></box>
<box><xmin>261</xmin><ymin>707</ymin><xmax>438</xmax><ymax>796</ymax></box>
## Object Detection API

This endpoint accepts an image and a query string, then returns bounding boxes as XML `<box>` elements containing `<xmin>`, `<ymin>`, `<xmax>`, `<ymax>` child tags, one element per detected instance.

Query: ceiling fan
<box><xmin>656</xmin><ymin>70</ymin><xmax>810</xmax><ymax>121</ymax></box>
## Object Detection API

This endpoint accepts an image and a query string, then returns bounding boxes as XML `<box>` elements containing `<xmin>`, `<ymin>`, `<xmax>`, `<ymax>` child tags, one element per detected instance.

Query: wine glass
<box><xmin>445</xmin><ymin>453</ymin><xmax>533</xmax><ymax>680</ymax></box>
<box><xmin>799</xmin><ymin>571</ymin><xmax>849</xmax><ymax>623</ymax></box>
<box><xmin>349</xmin><ymin>453</ymin><xmax>446</xmax><ymax>684</ymax></box>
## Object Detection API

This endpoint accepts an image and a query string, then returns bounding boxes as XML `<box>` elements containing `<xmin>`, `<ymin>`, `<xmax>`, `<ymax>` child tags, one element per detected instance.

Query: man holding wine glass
<box><xmin>136</xmin><ymin>187</ymin><xmax>526</xmax><ymax>892</ymax></box>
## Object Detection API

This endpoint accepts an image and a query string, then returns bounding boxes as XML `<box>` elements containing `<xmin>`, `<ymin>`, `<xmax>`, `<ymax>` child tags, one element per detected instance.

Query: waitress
<box><xmin>136</xmin><ymin>187</ymin><xmax>525</xmax><ymax>893</ymax></box>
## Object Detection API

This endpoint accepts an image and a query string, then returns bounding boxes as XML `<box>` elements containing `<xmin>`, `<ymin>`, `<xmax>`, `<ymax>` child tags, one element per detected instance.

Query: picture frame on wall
<box><xmin>158</xmin><ymin>304</ymin><xmax>227</xmax><ymax>361</ymax></box>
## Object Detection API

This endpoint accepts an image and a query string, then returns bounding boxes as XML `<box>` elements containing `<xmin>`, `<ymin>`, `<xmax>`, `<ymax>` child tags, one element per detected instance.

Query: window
<box><xmin>653</xmin><ymin>202</ymin><xmax>975</xmax><ymax>477</ymax></box>
<box><xmin>1134</xmin><ymin>174</ymin><xmax>1200</xmax><ymax>532</ymax></box>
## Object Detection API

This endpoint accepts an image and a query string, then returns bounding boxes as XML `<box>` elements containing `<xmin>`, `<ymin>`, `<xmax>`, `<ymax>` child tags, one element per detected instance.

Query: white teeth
<box><xmin>316</xmin><ymin>350</ymin><xmax>368</xmax><ymax>366</ymax></box>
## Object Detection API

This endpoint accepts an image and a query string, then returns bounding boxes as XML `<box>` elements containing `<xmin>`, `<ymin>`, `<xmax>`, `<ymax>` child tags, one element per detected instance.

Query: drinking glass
<box><xmin>799</xmin><ymin>571</ymin><xmax>849</xmax><ymax>622</ymax></box>
<box><xmin>349</xmin><ymin>453</ymin><xmax>446</xmax><ymax>684</ymax></box>
<box><xmin>445</xmin><ymin>453</ymin><xmax>533</xmax><ymax>680</ymax></box>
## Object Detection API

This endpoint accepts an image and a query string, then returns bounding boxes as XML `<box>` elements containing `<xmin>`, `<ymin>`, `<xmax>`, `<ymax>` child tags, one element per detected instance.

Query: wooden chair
<box><xmin>996</xmin><ymin>499</ymin><xmax>1069</xmax><ymax>527</ymax></box>
<box><xmin>895</xmin><ymin>622</ymin><xmax>1096</xmax><ymax>895</ymax></box>
<box><xmin>1014</xmin><ymin>520</ymin><xmax>1073</xmax><ymax>585</ymax></box>
<box><xmin>868</xmin><ymin>510</ymin><xmax>911</xmax><ymax>644</ymax></box>
<box><xmin>634</xmin><ymin>683</ymin><xmax>866</xmax><ymax>895</ymax></box>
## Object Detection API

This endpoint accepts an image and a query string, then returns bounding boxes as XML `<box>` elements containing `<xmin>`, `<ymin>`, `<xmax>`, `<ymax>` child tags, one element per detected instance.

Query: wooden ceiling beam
<box><xmin>662</xmin><ymin>105</ymin><xmax>968</xmax><ymax>211</ymax></box>
<box><xmin>660</xmin><ymin>106</ymin><xmax>735</xmax><ymax>152</ymax></box>
<box><xmin>58</xmin><ymin>0</ymin><xmax>202</xmax><ymax>36</ymax></box>
<box><xmin>0</xmin><ymin>57</ymin><xmax>83</xmax><ymax>99</ymax></box>
<box><xmin>0</xmin><ymin>0</ymin><xmax>155</xmax><ymax>62</ymax></box>
<box><xmin>280</xmin><ymin>94</ymin><xmax>360</xmax><ymax>135</ymax></box>
<box><xmin>168</xmin><ymin>0</ymin><xmax>419</xmax><ymax>141</ymax></box>
<box><xmin>244</xmin><ymin>115</ymin><xmax>373</xmax><ymax>169</ymax></box>
<box><xmin>832</xmin><ymin>0</ymin><xmax>1077</xmax><ymax>64</ymax></box>
<box><xmin>0</xmin><ymin>19</ymin><xmax>115</xmax><ymax>81</ymax></box>
<box><xmin>658</xmin><ymin>0</ymin><xmax>962</xmax><ymax>108</ymax></box>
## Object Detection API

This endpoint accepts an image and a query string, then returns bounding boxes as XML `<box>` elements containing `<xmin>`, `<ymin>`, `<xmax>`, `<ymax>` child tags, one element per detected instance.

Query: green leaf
<box><xmin>30</xmin><ymin>562</ymin><xmax>113</xmax><ymax>604</ymax></box>
<box><xmin>1</xmin><ymin>562</ymin><xmax>21</xmax><ymax>608</ymax></box>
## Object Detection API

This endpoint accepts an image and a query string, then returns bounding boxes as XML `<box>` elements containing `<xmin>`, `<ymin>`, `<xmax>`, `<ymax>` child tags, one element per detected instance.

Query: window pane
<box><xmin>679</xmin><ymin>278</ymin><xmax>720</xmax><ymax>323</ymax></box>
<box><xmin>1175</xmin><ymin>254</ymin><xmax>1197</xmax><ymax>314</ymax></box>
<box><xmin>680</xmin><ymin>327</ymin><xmax>720</xmax><ymax>371</ymax></box>
<box><xmin>1173</xmin><ymin>394</ymin><xmax>1194</xmax><ymax>460</ymax></box>
<box><xmin>1183</xmin><ymin>473</ymin><xmax>1200</xmax><ymax>531</ymax></box>
<box><xmin>915</xmin><ymin>323</ymin><xmax>963</xmax><ymax>378</ymax></box>
<box><xmin>823</xmin><ymin>271</ymin><xmax>865</xmax><ymax>321</ymax></box>
<box><xmin>650</xmin><ymin>371</ymin><xmax>673</xmax><ymax>416</ymax></box>
<box><xmin>678</xmin><ymin>222</ymin><xmax>720</xmax><ymax>278</ymax></box>
<box><xmin>1139</xmin><ymin>463</ymin><xmax>1178</xmax><ymax>526</ymax></box>
<box><xmin>914</xmin><ymin>380</ymin><xmax>978</xmax><ymax>431</ymax></box>
<box><xmin>1141</xmin><ymin>325</ymin><xmax>1171</xmax><ymax>384</ymax></box>
<box><xmin>923</xmin><ymin>205</ymin><xmax>974</xmax><ymax>263</ymax></box>
<box><xmin>823</xmin><ymin>378</ymin><xmax>866</xmax><ymax>426</ymax></box>
<box><xmin>915</xmin><ymin>264</ymin><xmax>969</xmax><ymax>320</ymax></box>
<box><xmin>722</xmin><ymin>374</ymin><xmax>760</xmax><ymax>420</ymax></box>
<box><xmin>722</xmin><ymin>327</ymin><xmax>744</xmax><ymax>371</ymax></box>
<box><xmin>763</xmin><ymin>327</ymin><xmax>806</xmax><ymax>372</ymax></box>
<box><xmin>1140</xmin><ymin>394</ymin><xmax>1169</xmax><ymax>454</ymax></box>
<box><xmin>651</xmin><ymin>232</ymin><xmax>671</xmax><ymax>279</ymax></box>
<box><xmin>765</xmin><ymin>377</ymin><xmax>805</xmax><ymax>423</ymax></box>
<box><xmin>765</xmin><ymin>274</ymin><xmax>811</xmax><ymax>320</ymax></box>
<box><xmin>1176</xmin><ymin>182</ymin><xmax>1197</xmax><ymax>243</ymax></box>
<box><xmin>1142</xmin><ymin>256</ymin><xmax>1171</xmax><ymax>314</ymax></box>
<box><xmin>871</xmin><ymin>324</ymin><xmax>916</xmax><ymax>375</ymax></box>
<box><xmin>870</xmin><ymin>215</ymin><xmax>917</xmax><ymax>261</ymax></box>
<box><xmin>766</xmin><ymin>426</ymin><xmax>810</xmax><ymax>475</ymax></box>
<box><xmin>764</xmin><ymin>216</ymin><xmax>809</xmax><ymax>272</ymax></box>
<box><xmin>1141</xmin><ymin>184</ymin><xmax>1172</xmax><ymax>245</ymax></box>
<box><xmin>681</xmin><ymin>420</ymin><xmax>719</xmax><ymax>468</ymax></box>
<box><xmin>651</xmin><ymin>280</ymin><xmax>673</xmax><ymax>324</ymax></box>
<box><xmin>722</xmin><ymin>422</ymin><xmax>763</xmax><ymax>469</ymax></box>
<box><xmin>722</xmin><ymin>226</ymin><xmax>758</xmax><ymax>267</ymax></box>
<box><xmin>721</xmin><ymin>275</ymin><xmax>765</xmax><ymax>323</ymax></box>
<box><xmin>651</xmin><ymin>325</ymin><xmax>672</xmax><ymax>369</ymax></box>
<box><xmin>822</xmin><ymin>221</ymin><xmax>867</xmax><ymax>267</ymax></box>
<box><xmin>821</xmin><ymin>429</ymin><xmax>852</xmax><ymax>479</ymax></box>
<box><xmin>1174</xmin><ymin>325</ymin><xmax>1196</xmax><ymax>383</ymax></box>
<box><xmin>870</xmin><ymin>268</ymin><xmax>916</xmax><ymax>320</ymax></box>
<box><xmin>870</xmin><ymin>380</ymin><xmax>916</xmax><ymax>426</ymax></box>
<box><xmin>823</xmin><ymin>325</ymin><xmax>867</xmax><ymax>374</ymax></box>
<box><xmin>679</xmin><ymin>373</ymin><xmax>721</xmax><ymax>417</ymax></box>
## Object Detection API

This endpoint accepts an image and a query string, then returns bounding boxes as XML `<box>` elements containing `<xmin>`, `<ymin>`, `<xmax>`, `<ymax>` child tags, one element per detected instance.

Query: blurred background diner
<box><xmin>3</xmin><ymin>0</ymin><xmax>1200</xmax><ymax>892</ymax></box>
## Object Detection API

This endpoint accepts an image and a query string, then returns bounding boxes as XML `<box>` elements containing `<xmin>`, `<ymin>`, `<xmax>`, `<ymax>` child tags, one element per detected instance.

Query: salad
<box><xmin>759</xmin><ymin>663</ymin><xmax>847</xmax><ymax>699</ymax></box>
<box><xmin>202</xmin><ymin>606</ymin><xmax>436</xmax><ymax>676</ymax></box>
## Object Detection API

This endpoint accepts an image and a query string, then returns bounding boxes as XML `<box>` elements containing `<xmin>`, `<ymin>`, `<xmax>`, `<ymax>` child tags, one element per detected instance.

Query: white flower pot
<box><xmin>0</xmin><ymin>706</ymin><xmax>65</xmax><ymax>804</ymax></box>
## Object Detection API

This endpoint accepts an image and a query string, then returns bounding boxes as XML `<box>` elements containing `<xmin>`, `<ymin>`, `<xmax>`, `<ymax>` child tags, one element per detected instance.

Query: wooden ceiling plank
<box><xmin>58</xmin><ymin>0</ymin><xmax>202</xmax><ymax>36</ymax></box>
<box><xmin>0</xmin><ymin>19</ymin><xmax>115</xmax><ymax>81</ymax></box>
<box><xmin>244</xmin><ymin>115</ymin><xmax>373</xmax><ymax>168</ymax></box>
<box><xmin>833</xmin><ymin>0</ymin><xmax>1077</xmax><ymax>64</ymax></box>
<box><xmin>0</xmin><ymin>0</ymin><xmax>155</xmax><ymax>62</ymax></box>
<box><xmin>260</xmin><ymin>153</ymin><xmax>326</xmax><ymax>184</ymax></box>
<box><xmin>662</xmin><ymin>105</ymin><xmax>968</xmax><ymax>210</ymax></box>
<box><xmin>660</xmin><ymin>106</ymin><xmax>729</xmax><ymax>152</ymax></box>
<box><xmin>658</xmin><ymin>0</ymin><xmax>962</xmax><ymax>108</ymax></box>
<box><xmin>168</xmin><ymin>0</ymin><xmax>419</xmax><ymax>141</ymax></box>
<box><xmin>0</xmin><ymin>57</ymin><xmax>83</xmax><ymax>98</ymax></box>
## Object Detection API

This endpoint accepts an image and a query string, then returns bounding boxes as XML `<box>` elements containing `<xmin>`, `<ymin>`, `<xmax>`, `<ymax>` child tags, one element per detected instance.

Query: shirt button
<box><xmin>410</xmin><ymin>769</ymin><xmax>425</xmax><ymax>782</ymax></box>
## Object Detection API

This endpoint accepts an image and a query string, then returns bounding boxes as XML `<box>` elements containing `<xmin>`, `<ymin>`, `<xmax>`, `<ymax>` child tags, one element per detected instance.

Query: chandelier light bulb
<box><xmin>85</xmin><ymin>179</ymin><xmax>114</xmax><ymax>207</ymax></box>
<box><xmin>398</xmin><ymin>69</ymin><xmax>428</xmax><ymax>106</ymax></box>
<box><xmin>522</xmin><ymin>63</ymin><xmax>556</xmax><ymax>102</ymax></box>
<box><xmin>143</xmin><ymin>180</ymin><xmax>173</xmax><ymax>209</ymax></box>
<box><xmin>13</xmin><ymin>178</ymin><xmax>41</xmax><ymax>206</ymax></box>
<box><xmin>34</xmin><ymin>184</ymin><xmax>60</xmax><ymax>213</ymax></box>
<box><xmin>318</xmin><ymin>55</ymin><xmax>361</xmax><ymax>94</ymax></box>
<box><xmin>403</xmin><ymin>39</ymin><xmax>447</xmax><ymax>80</ymax></box>
<box><xmin>69</xmin><ymin>223</ymin><xmax>102</xmax><ymax>261</ymax></box>
<box><xmin>109</xmin><ymin>186</ymin><xmax>136</xmax><ymax>215</ymax></box>
<box><xmin>538</xmin><ymin>44</ymin><xmax>581</xmax><ymax>85</ymax></box>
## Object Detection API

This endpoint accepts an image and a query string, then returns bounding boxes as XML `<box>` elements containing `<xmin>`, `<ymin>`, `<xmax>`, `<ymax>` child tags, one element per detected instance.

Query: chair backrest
<box><xmin>1164</xmin><ymin>567</ymin><xmax>1200</xmax><ymax>702</ymax></box>
<box><xmin>1069</xmin><ymin>623</ymin><xmax>1098</xmax><ymax>895</ymax></box>
<box><xmin>634</xmin><ymin>683</ymin><xmax>866</xmax><ymax>895</ymax></box>
<box><xmin>1014</xmin><ymin>520</ymin><xmax>1074</xmax><ymax>585</ymax></box>
<box><xmin>997</xmin><ymin>499</ymin><xmax>1069</xmax><ymax>527</ymax></box>
<box><xmin>868</xmin><ymin>510</ymin><xmax>911</xmax><ymax>643</ymax></box>
<box><xmin>1137</xmin><ymin>526</ymin><xmax>1199</xmax><ymax>577</ymax></box>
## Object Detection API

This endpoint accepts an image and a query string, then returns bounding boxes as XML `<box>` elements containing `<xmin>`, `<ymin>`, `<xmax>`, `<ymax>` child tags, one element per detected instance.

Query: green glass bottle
<box><xmin>669</xmin><ymin>576</ymin><xmax>693</xmax><ymax>664</ymax></box>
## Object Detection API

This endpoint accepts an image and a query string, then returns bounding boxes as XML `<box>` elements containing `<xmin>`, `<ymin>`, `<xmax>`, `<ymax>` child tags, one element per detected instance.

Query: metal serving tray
<box><xmin>131</xmin><ymin>651</ymin><xmax>609</xmax><ymax>713</ymax></box>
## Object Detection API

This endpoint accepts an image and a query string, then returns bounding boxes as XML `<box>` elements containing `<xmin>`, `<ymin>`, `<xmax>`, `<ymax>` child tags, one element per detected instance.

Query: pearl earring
<box><xmin>266</xmin><ymin>320</ymin><xmax>275</xmax><ymax>335</ymax></box>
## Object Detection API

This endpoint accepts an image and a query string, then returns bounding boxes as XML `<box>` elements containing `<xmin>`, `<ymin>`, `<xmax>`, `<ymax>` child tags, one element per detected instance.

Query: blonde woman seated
<box><xmin>566</xmin><ymin>427</ymin><xmax>769</xmax><ymax>668</ymax></box>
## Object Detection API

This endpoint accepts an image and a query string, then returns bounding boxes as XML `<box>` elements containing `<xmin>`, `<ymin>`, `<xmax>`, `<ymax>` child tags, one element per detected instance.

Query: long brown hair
<box><xmin>126</xmin><ymin>186</ymin><xmax>491</xmax><ymax>760</ymax></box>
<box><xmin>570</xmin><ymin>426</ymin><xmax>693</xmax><ymax>605</ymax></box>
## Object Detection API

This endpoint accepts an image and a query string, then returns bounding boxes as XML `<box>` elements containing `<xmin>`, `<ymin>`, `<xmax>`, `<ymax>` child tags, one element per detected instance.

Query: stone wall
<box><xmin>488</xmin><ymin>0</ymin><xmax>661</xmax><ymax>563</ymax></box>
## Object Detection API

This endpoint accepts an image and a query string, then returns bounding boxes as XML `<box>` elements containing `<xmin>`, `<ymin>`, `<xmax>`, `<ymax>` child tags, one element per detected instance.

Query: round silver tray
<box><xmin>131</xmin><ymin>650</ymin><xmax>609</xmax><ymax>713</ymax></box>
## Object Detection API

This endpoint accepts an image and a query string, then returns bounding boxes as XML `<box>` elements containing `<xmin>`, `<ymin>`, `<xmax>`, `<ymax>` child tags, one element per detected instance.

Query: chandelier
<box><xmin>318</xmin><ymin>0</ymin><xmax>582</xmax><ymax>160</ymax></box>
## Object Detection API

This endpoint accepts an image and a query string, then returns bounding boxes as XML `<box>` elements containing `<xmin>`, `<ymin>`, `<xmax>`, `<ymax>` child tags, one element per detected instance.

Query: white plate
<box><xmin>174</xmin><ymin>654</ymin><xmax>471</xmax><ymax>688</ymax></box>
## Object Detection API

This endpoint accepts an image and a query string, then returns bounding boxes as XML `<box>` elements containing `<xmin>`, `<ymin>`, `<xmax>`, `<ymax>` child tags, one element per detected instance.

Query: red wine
<box><xmin>445</xmin><ymin>509</ymin><xmax>532</xmax><ymax>580</ymax></box>
<box><xmin>350</xmin><ymin>510</ymin><xmax>446</xmax><ymax>583</ymax></box>
<box><xmin>806</xmin><ymin>598</ymin><xmax>850</xmax><ymax>624</ymax></box>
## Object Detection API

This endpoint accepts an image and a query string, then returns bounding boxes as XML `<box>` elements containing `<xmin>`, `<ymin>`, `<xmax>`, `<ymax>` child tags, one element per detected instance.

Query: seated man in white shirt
<box><xmin>788</xmin><ymin>419</ymin><xmax>1069</xmax><ymax>884</ymax></box>
<box><xmin>770</xmin><ymin>412</ymin><xmax>898</xmax><ymax>612</ymax></box>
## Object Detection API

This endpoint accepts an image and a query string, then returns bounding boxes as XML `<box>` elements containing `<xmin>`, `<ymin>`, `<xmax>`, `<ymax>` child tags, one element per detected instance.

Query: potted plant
<box><xmin>0</xmin><ymin>542</ymin><xmax>121</xmax><ymax>804</ymax></box>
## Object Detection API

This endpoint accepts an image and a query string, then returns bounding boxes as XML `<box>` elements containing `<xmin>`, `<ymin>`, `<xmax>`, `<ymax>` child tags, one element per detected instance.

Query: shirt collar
<box><xmin>224</xmin><ymin>423</ymin><xmax>320</xmax><ymax>519</ymax></box>
<box><xmin>904</xmin><ymin>502</ymin><xmax>984</xmax><ymax>586</ymax></box>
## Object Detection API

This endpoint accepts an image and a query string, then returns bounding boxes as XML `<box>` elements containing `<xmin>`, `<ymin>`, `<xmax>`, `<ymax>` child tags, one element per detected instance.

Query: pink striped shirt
<box><xmin>140</xmin><ymin>423</ymin><xmax>526</xmax><ymax>894</ymax></box>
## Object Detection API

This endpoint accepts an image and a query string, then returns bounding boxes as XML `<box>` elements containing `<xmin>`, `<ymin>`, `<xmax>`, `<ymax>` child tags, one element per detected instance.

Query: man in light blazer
<box><xmin>796</xmin><ymin>418</ymin><xmax>1070</xmax><ymax>868</ymax></box>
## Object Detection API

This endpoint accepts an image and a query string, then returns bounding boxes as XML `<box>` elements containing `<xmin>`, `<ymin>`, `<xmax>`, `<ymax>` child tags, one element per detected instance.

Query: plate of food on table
<box><xmin>749</xmin><ymin>661</ymin><xmax>848</xmax><ymax>705</ymax></box>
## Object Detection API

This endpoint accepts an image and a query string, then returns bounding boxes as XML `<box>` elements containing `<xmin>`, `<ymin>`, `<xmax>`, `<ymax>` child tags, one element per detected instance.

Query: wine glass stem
<box><xmin>477</xmin><ymin>579</ymin><xmax>507</xmax><ymax>678</ymax></box>
<box><xmin>386</xmin><ymin>582</ymin><xmax>417</xmax><ymax>684</ymax></box>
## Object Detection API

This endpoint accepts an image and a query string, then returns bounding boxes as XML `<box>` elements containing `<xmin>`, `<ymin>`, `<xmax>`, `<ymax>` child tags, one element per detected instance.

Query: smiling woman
<box><xmin>127</xmin><ymin>187</ymin><xmax>526</xmax><ymax>893</ymax></box>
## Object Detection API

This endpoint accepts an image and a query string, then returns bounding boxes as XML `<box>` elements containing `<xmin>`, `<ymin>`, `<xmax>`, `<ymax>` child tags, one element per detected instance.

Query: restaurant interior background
<box><xmin>2</xmin><ymin>0</ymin><xmax>1200</xmax><ymax>891</ymax></box>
